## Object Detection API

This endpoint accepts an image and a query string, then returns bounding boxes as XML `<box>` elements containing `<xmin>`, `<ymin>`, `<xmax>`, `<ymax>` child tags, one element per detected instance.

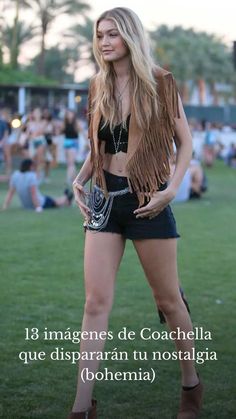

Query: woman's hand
<box><xmin>72</xmin><ymin>181</ymin><xmax>91</xmax><ymax>220</ymax></box>
<box><xmin>133</xmin><ymin>187</ymin><xmax>176</xmax><ymax>219</ymax></box>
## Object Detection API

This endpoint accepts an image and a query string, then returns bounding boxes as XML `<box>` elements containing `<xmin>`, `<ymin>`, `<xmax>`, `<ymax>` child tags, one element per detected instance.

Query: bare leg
<box><xmin>21</xmin><ymin>148</ymin><xmax>30</xmax><ymax>159</ymax></box>
<box><xmin>133</xmin><ymin>238</ymin><xmax>199</xmax><ymax>387</ymax></box>
<box><xmin>44</xmin><ymin>161</ymin><xmax>51</xmax><ymax>179</ymax></box>
<box><xmin>54</xmin><ymin>196</ymin><xmax>70</xmax><ymax>207</ymax></box>
<box><xmin>34</xmin><ymin>145</ymin><xmax>46</xmax><ymax>180</ymax></box>
<box><xmin>65</xmin><ymin>148</ymin><xmax>77</xmax><ymax>185</ymax></box>
<box><xmin>3</xmin><ymin>143</ymin><xmax>12</xmax><ymax>176</ymax></box>
<box><xmin>72</xmin><ymin>231</ymin><xmax>126</xmax><ymax>412</ymax></box>
<box><xmin>50</xmin><ymin>143</ymin><xmax>58</xmax><ymax>168</ymax></box>
<box><xmin>189</xmin><ymin>165</ymin><xmax>204</xmax><ymax>195</ymax></box>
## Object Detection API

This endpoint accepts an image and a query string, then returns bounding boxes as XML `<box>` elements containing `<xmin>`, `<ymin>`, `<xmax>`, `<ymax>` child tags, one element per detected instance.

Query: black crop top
<box><xmin>98</xmin><ymin>114</ymin><xmax>131</xmax><ymax>154</ymax></box>
<box><xmin>64</xmin><ymin>122</ymin><xmax>78</xmax><ymax>139</ymax></box>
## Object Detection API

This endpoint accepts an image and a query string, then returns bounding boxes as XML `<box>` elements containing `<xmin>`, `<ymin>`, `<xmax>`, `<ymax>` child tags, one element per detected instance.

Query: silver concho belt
<box><xmin>85</xmin><ymin>184</ymin><xmax>130</xmax><ymax>231</ymax></box>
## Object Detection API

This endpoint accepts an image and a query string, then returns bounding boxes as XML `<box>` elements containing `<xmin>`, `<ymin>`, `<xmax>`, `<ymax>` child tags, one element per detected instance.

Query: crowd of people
<box><xmin>0</xmin><ymin>106</ymin><xmax>89</xmax><ymax>211</ymax></box>
<box><xmin>0</xmin><ymin>106</ymin><xmax>89</xmax><ymax>181</ymax></box>
<box><xmin>189</xmin><ymin>119</ymin><xmax>236</xmax><ymax>169</ymax></box>
<box><xmin>1</xmin><ymin>103</ymin><xmax>236</xmax><ymax>210</ymax></box>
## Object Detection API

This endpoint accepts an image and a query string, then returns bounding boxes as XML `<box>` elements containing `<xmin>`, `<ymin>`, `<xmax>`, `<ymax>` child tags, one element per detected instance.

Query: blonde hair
<box><xmin>92</xmin><ymin>7</ymin><xmax>159</xmax><ymax>130</ymax></box>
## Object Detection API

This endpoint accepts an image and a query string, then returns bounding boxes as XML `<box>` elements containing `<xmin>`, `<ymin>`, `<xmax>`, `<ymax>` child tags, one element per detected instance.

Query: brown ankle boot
<box><xmin>67</xmin><ymin>399</ymin><xmax>97</xmax><ymax>419</ymax></box>
<box><xmin>177</xmin><ymin>380</ymin><xmax>203</xmax><ymax>419</ymax></box>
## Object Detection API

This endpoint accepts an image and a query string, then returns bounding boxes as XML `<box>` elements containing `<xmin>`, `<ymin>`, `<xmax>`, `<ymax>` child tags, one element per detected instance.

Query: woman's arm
<box><xmin>73</xmin><ymin>151</ymin><xmax>93</xmax><ymax>218</ymax></box>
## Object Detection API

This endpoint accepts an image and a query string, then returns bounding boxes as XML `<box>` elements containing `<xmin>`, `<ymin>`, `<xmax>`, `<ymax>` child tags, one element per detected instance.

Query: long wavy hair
<box><xmin>92</xmin><ymin>7</ymin><xmax>160</xmax><ymax>130</ymax></box>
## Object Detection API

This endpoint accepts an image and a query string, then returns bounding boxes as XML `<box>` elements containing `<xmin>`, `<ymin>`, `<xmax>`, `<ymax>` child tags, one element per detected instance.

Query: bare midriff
<box><xmin>102</xmin><ymin>142</ymin><xmax>128</xmax><ymax>177</ymax></box>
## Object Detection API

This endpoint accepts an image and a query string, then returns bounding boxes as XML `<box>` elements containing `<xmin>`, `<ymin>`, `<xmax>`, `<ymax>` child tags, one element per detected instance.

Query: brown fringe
<box><xmin>164</xmin><ymin>72</ymin><xmax>180</xmax><ymax>119</ymax></box>
<box><xmin>87</xmin><ymin>78</ymin><xmax>94</xmax><ymax>141</ymax></box>
<box><xmin>126</xmin><ymin>72</ymin><xmax>180</xmax><ymax>206</ymax></box>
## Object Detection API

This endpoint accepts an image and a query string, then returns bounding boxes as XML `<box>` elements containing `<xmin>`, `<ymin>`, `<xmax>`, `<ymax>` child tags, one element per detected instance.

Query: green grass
<box><xmin>0</xmin><ymin>161</ymin><xmax>235</xmax><ymax>419</ymax></box>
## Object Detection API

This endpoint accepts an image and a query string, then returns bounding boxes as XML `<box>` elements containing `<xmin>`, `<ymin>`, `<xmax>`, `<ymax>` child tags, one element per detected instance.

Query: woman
<box><xmin>62</xmin><ymin>109</ymin><xmax>85</xmax><ymax>185</ymax></box>
<box><xmin>69</xmin><ymin>7</ymin><xmax>203</xmax><ymax>419</ymax></box>
<box><xmin>0</xmin><ymin>108</ymin><xmax>12</xmax><ymax>176</ymax></box>
<box><xmin>27</xmin><ymin>107</ymin><xmax>47</xmax><ymax>180</ymax></box>
<box><xmin>17</xmin><ymin>111</ymin><xmax>35</xmax><ymax>159</ymax></box>
<box><xmin>203</xmin><ymin>122</ymin><xmax>218</xmax><ymax>167</ymax></box>
<box><xmin>42</xmin><ymin>109</ymin><xmax>57</xmax><ymax>181</ymax></box>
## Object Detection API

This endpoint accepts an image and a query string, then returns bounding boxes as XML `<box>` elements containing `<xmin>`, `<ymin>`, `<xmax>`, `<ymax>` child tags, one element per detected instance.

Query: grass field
<box><xmin>0</xmin><ymin>161</ymin><xmax>235</xmax><ymax>419</ymax></box>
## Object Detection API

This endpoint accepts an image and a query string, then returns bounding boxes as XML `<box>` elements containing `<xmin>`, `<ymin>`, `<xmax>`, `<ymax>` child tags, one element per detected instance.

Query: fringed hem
<box><xmin>126</xmin><ymin>72</ymin><xmax>178</xmax><ymax>206</ymax></box>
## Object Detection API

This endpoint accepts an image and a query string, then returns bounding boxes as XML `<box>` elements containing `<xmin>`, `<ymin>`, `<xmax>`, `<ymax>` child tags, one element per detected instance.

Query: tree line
<box><xmin>0</xmin><ymin>0</ymin><xmax>235</xmax><ymax>103</ymax></box>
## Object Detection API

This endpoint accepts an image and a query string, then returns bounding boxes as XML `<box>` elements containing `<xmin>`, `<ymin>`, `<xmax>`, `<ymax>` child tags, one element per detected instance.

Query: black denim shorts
<box><xmin>43</xmin><ymin>196</ymin><xmax>57</xmax><ymax>209</ymax></box>
<box><xmin>85</xmin><ymin>170</ymin><xmax>180</xmax><ymax>240</ymax></box>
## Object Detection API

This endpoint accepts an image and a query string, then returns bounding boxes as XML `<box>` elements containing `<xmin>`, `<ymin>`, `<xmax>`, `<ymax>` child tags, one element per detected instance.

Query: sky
<box><xmin>88</xmin><ymin>0</ymin><xmax>236</xmax><ymax>43</ymax></box>
<box><xmin>7</xmin><ymin>0</ymin><xmax>236</xmax><ymax>81</ymax></box>
<box><xmin>76</xmin><ymin>0</ymin><xmax>236</xmax><ymax>81</ymax></box>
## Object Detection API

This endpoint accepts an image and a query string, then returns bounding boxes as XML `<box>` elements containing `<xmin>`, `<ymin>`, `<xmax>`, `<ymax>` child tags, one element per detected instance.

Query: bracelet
<box><xmin>73</xmin><ymin>180</ymin><xmax>84</xmax><ymax>190</ymax></box>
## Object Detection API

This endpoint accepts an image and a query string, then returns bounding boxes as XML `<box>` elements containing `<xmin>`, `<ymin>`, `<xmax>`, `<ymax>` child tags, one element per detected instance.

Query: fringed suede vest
<box><xmin>87</xmin><ymin>67</ymin><xmax>180</xmax><ymax>206</ymax></box>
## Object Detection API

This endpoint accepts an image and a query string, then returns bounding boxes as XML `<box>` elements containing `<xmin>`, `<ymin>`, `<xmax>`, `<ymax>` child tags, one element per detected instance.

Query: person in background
<box><xmin>1</xmin><ymin>109</ymin><xmax>12</xmax><ymax>176</ymax></box>
<box><xmin>62</xmin><ymin>109</ymin><xmax>86</xmax><ymax>185</ymax></box>
<box><xmin>17</xmin><ymin>112</ymin><xmax>32</xmax><ymax>158</ymax></box>
<box><xmin>27</xmin><ymin>108</ymin><xmax>47</xmax><ymax>180</ymax></box>
<box><xmin>77</xmin><ymin>116</ymin><xmax>90</xmax><ymax>163</ymax></box>
<box><xmin>203</xmin><ymin>122</ymin><xmax>220</xmax><ymax>167</ymax></box>
<box><xmin>171</xmin><ymin>153</ymin><xmax>207</xmax><ymax>202</ymax></box>
<box><xmin>2</xmin><ymin>158</ymin><xmax>73</xmax><ymax>212</ymax></box>
<box><xmin>0</xmin><ymin>108</ymin><xmax>12</xmax><ymax>176</ymax></box>
<box><xmin>42</xmin><ymin>109</ymin><xmax>58</xmax><ymax>182</ymax></box>
<box><xmin>226</xmin><ymin>142</ymin><xmax>236</xmax><ymax>168</ymax></box>
<box><xmin>0</xmin><ymin>109</ymin><xmax>8</xmax><ymax>166</ymax></box>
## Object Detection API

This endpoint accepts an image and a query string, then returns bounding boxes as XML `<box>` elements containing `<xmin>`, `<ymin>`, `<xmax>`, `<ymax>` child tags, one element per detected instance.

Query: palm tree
<box><xmin>3</xmin><ymin>21</ymin><xmax>36</xmax><ymax>69</ymax></box>
<box><xmin>29</xmin><ymin>45</ymin><xmax>78</xmax><ymax>82</ymax></box>
<box><xmin>68</xmin><ymin>16</ymin><xmax>96</xmax><ymax>73</ymax></box>
<box><xmin>204</xmin><ymin>37</ymin><xmax>234</xmax><ymax>105</ymax></box>
<box><xmin>0</xmin><ymin>0</ymin><xmax>7</xmax><ymax>67</ymax></box>
<box><xmin>150</xmin><ymin>25</ymin><xmax>235</xmax><ymax>105</ymax></box>
<box><xmin>190</xmin><ymin>32</ymin><xmax>235</xmax><ymax>105</ymax></box>
<box><xmin>11</xmin><ymin>0</ymin><xmax>20</xmax><ymax>69</ymax></box>
<box><xmin>150</xmin><ymin>25</ymin><xmax>195</xmax><ymax>102</ymax></box>
<box><xmin>23</xmin><ymin>0</ymin><xmax>90</xmax><ymax>76</ymax></box>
